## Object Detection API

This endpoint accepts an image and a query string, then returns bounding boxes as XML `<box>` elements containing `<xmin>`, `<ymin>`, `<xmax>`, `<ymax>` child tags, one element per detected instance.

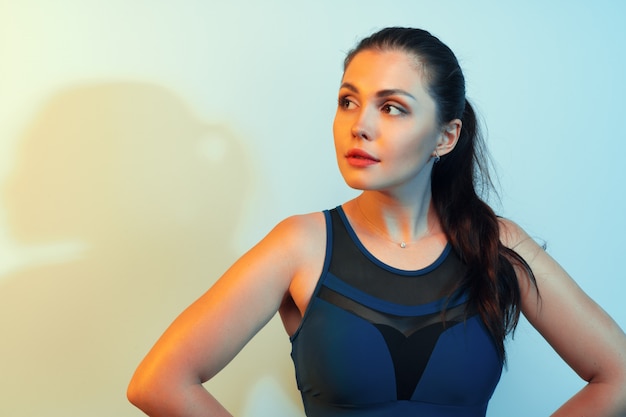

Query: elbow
<box><xmin>127</xmin><ymin>371</ymin><xmax>155</xmax><ymax>413</ymax></box>
<box><xmin>588</xmin><ymin>360</ymin><xmax>626</xmax><ymax>413</ymax></box>
<box><xmin>127</xmin><ymin>379</ymin><xmax>143</xmax><ymax>408</ymax></box>
<box><xmin>127</xmin><ymin>370</ymin><xmax>172</xmax><ymax>416</ymax></box>
<box><xmin>127</xmin><ymin>367</ymin><xmax>193</xmax><ymax>417</ymax></box>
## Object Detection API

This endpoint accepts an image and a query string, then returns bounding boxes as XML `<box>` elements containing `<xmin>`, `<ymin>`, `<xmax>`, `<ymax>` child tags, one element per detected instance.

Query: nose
<box><xmin>351</xmin><ymin>125</ymin><xmax>369</xmax><ymax>140</ymax></box>
<box><xmin>350</xmin><ymin>107</ymin><xmax>375</xmax><ymax>141</ymax></box>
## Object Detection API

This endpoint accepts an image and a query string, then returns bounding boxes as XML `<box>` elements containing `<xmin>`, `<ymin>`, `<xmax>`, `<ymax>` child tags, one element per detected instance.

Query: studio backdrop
<box><xmin>0</xmin><ymin>1</ymin><xmax>624</xmax><ymax>416</ymax></box>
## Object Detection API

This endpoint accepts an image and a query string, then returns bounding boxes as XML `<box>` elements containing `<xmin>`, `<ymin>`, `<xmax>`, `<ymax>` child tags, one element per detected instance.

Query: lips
<box><xmin>345</xmin><ymin>148</ymin><xmax>380</xmax><ymax>167</ymax></box>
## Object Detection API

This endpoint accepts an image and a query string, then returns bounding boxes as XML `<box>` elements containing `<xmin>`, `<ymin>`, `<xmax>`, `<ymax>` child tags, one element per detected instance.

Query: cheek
<box><xmin>393</xmin><ymin>129</ymin><xmax>438</xmax><ymax>164</ymax></box>
<box><xmin>332</xmin><ymin>112</ymin><xmax>347</xmax><ymax>148</ymax></box>
<box><xmin>333</xmin><ymin>109</ymin><xmax>346</xmax><ymax>132</ymax></box>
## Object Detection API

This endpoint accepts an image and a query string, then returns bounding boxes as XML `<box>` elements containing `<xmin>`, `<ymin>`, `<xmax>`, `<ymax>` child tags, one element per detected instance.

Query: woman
<box><xmin>127</xmin><ymin>27</ymin><xmax>626</xmax><ymax>416</ymax></box>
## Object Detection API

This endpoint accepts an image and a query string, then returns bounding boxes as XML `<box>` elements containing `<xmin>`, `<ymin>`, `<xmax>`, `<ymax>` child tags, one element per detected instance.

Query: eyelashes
<box><xmin>337</xmin><ymin>95</ymin><xmax>408</xmax><ymax>116</ymax></box>
<box><xmin>381</xmin><ymin>103</ymin><xmax>407</xmax><ymax>116</ymax></box>
<box><xmin>338</xmin><ymin>96</ymin><xmax>356</xmax><ymax>110</ymax></box>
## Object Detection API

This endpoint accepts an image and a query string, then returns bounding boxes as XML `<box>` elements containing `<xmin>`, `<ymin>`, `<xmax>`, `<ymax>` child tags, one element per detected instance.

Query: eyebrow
<box><xmin>340</xmin><ymin>82</ymin><xmax>416</xmax><ymax>101</ymax></box>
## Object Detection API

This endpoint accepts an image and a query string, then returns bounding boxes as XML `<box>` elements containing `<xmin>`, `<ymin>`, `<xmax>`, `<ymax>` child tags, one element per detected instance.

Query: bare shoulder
<box><xmin>274</xmin><ymin>211</ymin><xmax>326</xmax><ymax>237</ymax></box>
<box><xmin>497</xmin><ymin>217</ymin><xmax>533</xmax><ymax>249</ymax></box>
<box><xmin>271</xmin><ymin>211</ymin><xmax>328</xmax><ymax>334</ymax></box>
<box><xmin>497</xmin><ymin>217</ymin><xmax>547</xmax><ymax>263</ymax></box>
<box><xmin>258</xmin><ymin>211</ymin><xmax>327</xmax><ymax>276</ymax></box>
<box><xmin>270</xmin><ymin>211</ymin><xmax>326</xmax><ymax>252</ymax></box>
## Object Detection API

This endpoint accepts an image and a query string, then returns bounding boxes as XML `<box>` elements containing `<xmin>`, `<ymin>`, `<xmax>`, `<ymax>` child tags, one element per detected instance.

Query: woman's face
<box><xmin>333</xmin><ymin>49</ymin><xmax>444</xmax><ymax>193</ymax></box>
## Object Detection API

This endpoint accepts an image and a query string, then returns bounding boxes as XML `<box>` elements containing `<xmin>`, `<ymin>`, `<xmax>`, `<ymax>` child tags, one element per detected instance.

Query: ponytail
<box><xmin>432</xmin><ymin>99</ymin><xmax>534</xmax><ymax>362</ymax></box>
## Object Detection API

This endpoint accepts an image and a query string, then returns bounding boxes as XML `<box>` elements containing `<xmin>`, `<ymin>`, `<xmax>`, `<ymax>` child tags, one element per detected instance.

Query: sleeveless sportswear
<box><xmin>290</xmin><ymin>207</ymin><xmax>502</xmax><ymax>417</ymax></box>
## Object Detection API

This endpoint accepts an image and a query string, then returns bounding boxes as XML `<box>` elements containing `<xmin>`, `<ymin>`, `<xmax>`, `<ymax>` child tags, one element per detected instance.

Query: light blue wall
<box><xmin>0</xmin><ymin>1</ymin><xmax>624</xmax><ymax>416</ymax></box>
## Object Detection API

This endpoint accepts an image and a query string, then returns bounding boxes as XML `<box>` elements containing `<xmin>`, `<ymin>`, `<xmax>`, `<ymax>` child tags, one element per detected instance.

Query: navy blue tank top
<box><xmin>290</xmin><ymin>207</ymin><xmax>502</xmax><ymax>417</ymax></box>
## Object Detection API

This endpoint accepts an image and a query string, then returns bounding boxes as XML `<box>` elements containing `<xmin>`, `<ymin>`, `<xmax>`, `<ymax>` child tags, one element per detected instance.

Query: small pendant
<box><xmin>400</xmin><ymin>241</ymin><xmax>407</xmax><ymax>248</ymax></box>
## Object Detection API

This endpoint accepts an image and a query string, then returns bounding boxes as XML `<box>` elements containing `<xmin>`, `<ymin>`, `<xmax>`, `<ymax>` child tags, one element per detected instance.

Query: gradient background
<box><xmin>1</xmin><ymin>1</ymin><xmax>625</xmax><ymax>416</ymax></box>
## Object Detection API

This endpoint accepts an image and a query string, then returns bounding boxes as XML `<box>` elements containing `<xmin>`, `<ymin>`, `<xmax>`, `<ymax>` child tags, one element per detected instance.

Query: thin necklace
<box><xmin>355</xmin><ymin>200</ymin><xmax>417</xmax><ymax>249</ymax></box>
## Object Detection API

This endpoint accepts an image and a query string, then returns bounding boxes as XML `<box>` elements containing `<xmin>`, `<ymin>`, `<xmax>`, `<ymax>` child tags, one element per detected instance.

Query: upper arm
<box><xmin>130</xmin><ymin>213</ymin><xmax>323</xmax><ymax>390</ymax></box>
<box><xmin>499</xmin><ymin>218</ymin><xmax>626</xmax><ymax>385</ymax></box>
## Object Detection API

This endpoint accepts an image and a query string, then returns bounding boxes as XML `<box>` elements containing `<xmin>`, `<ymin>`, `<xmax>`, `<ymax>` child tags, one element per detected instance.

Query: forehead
<box><xmin>342</xmin><ymin>49</ymin><xmax>428</xmax><ymax>94</ymax></box>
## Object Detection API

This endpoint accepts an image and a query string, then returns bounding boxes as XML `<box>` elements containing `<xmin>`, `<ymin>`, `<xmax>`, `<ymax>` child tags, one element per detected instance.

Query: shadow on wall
<box><xmin>0</xmin><ymin>82</ymin><xmax>300</xmax><ymax>417</ymax></box>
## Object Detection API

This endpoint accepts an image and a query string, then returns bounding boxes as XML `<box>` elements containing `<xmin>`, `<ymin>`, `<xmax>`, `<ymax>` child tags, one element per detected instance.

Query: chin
<box><xmin>339</xmin><ymin>173</ymin><xmax>368</xmax><ymax>191</ymax></box>
<box><xmin>342</xmin><ymin>178</ymin><xmax>385</xmax><ymax>192</ymax></box>
<box><xmin>338</xmin><ymin>167</ymin><xmax>400</xmax><ymax>192</ymax></box>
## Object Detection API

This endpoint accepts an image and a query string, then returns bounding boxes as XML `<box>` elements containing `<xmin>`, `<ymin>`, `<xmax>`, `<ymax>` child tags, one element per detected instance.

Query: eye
<box><xmin>381</xmin><ymin>103</ymin><xmax>407</xmax><ymax>116</ymax></box>
<box><xmin>338</xmin><ymin>96</ymin><xmax>357</xmax><ymax>110</ymax></box>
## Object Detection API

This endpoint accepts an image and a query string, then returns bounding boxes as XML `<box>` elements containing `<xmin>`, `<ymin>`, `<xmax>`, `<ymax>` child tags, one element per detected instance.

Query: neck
<box><xmin>353</xmin><ymin>186</ymin><xmax>438</xmax><ymax>247</ymax></box>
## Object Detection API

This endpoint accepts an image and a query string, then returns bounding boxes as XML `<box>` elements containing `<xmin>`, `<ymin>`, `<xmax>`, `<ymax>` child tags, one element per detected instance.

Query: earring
<box><xmin>433</xmin><ymin>149</ymin><xmax>441</xmax><ymax>163</ymax></box>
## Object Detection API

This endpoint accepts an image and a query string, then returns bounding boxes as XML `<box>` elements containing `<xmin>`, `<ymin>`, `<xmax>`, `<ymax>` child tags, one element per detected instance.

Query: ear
<box><xmin>435</xmin><ymin>119</ymin><xmax>462</xmax><ymax>156</ymax></box>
